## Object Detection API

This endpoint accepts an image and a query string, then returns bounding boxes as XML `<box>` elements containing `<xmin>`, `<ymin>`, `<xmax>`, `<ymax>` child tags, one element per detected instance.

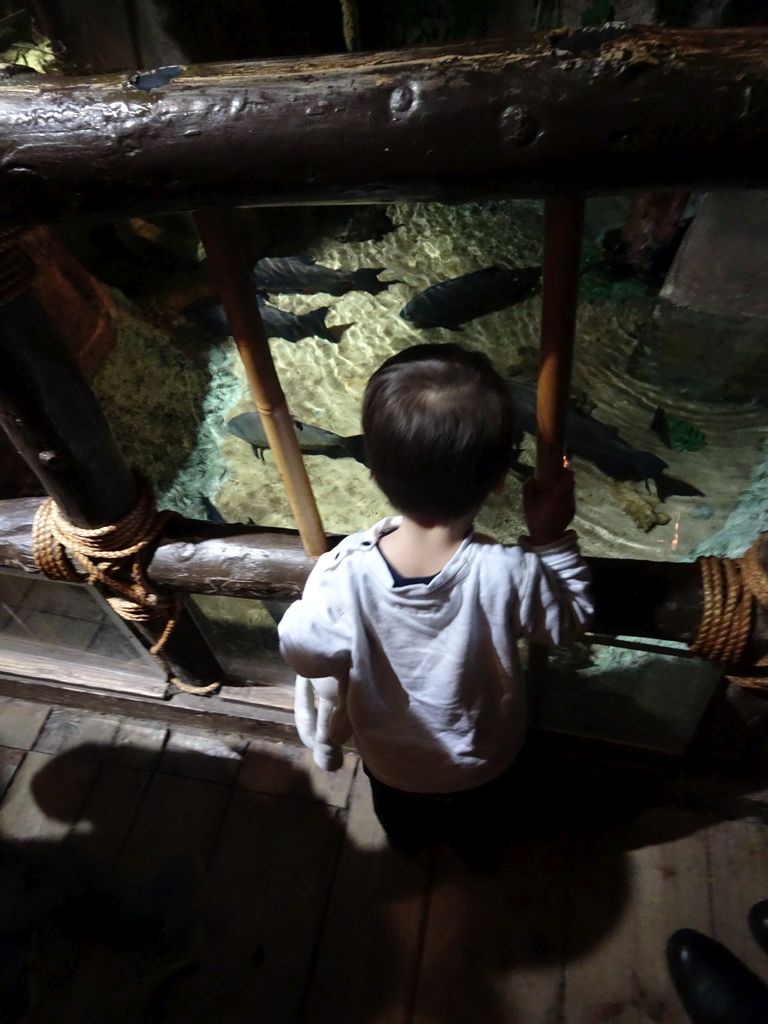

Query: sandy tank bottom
<box><xmin>92</xmin><ymin>199</ymin><xmax>768</xmax><ymax>677</ymax></box>
<box><xmin>163</xmin><ymin>199</ymin><xmax>768</xmax><ymax>561</ymax></box>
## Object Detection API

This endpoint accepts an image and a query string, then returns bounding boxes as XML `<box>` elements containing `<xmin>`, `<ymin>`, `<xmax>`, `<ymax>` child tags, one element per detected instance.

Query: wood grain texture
<box><xmin>302</xmin><ymin>766</ymin><xmax>432</xmax><ymax>1024</ymax></box>
<box><xmin>1</xmin><ymin>29</ymin><xmax>768</xmax><ymax>226</ymax></box>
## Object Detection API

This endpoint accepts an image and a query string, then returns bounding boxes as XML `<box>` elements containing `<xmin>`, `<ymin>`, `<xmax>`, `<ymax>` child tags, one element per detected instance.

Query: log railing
<box><xmin>0</xmin><ymin>28</ymin><xmax>767</xmax><ymax>227</ymax></box>
<box><xmin>3</xmin><ymin>498</ymin><xmax>768</xmax><ymax>670</ymax></box>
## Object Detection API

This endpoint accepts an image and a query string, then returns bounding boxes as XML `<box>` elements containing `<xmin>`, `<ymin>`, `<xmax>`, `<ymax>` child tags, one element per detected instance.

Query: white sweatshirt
<box><xmin>278</xmin><ymin>516</ymin><xmax>592</xmax><ymax>793</ymax></box>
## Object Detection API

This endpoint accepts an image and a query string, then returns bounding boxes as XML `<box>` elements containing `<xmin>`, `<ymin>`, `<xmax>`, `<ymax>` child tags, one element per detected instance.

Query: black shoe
<box><xmin>749</xmin><ymin>901</ymin><xmax>768</xmax><ymax>957</ymax></box>
<box><xmin>667</xmin><ymin>928</ymin><xmax>768</xmax><ymax>1024</ymax></box>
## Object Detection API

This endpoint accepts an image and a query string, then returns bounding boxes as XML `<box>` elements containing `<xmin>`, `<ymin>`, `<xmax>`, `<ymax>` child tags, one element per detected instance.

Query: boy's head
<box><xmin>362</xmin><ymin>343</ymin><xmax>518</xmax><ymax>522</ymax></box>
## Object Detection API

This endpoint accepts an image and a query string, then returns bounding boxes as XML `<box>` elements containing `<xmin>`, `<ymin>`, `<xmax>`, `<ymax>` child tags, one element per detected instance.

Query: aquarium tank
<box><xmin>1</xmin><ymin>0</ymin><xmax>766</xmax><ymax>755</ymax></box>
<box><xmin>20</xmin><ymin>188</ymin><xmax>753</xmax><ymax>751</ymax></box>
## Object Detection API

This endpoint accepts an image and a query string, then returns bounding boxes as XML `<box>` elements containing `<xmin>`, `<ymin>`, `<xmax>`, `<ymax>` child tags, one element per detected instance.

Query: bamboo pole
<box><xmin>194</xmin><ymin>208</ymin><xmax>327</xmax><ymax>558</ymax></box>
<box><xmin>535</xmin><ymin>194</ymin><xmax>586</xmax><ymax>487</ymax></box>
<box><xmin>529</xmin><ymin>194</ymin><xmax>586</xmax><ymax>690</ymax></box>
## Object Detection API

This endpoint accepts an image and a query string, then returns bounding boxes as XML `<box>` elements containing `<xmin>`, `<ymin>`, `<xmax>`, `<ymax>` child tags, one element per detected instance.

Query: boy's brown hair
<box><xmin>362</xmin><ymin>343</ymin><xmax>518</xmax><ymax>520</ymax></box>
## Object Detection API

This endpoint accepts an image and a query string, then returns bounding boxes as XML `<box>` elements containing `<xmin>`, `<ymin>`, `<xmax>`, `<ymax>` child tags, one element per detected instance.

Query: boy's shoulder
<box><xmin>469</xmin><ymin>532</ymin><xmax>527</xmax><ymax>567</ymax></box>
<box><xmin>316</xmin><ymin>516</ymin><xmax>402</xmax><ymax>573</ymax></box>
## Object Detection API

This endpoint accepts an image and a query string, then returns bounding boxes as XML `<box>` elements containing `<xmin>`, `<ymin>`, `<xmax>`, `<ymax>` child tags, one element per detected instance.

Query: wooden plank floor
<box><xmin>0</xmin><ymin>696</ymin><xmax>764</xmax><ymax>1023</ymax></box>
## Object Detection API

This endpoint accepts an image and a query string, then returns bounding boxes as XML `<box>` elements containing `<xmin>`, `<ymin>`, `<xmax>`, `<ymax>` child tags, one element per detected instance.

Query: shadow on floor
<box><xmin>0</xmin><ymin>736</ymin><xmax>758</xmax><ymax>1023</ymax></box>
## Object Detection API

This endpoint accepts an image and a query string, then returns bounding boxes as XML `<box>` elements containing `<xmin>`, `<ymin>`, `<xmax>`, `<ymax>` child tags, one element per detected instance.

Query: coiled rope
<box><xmin>32</xmin><ymin>477</ymin><xmax>219</xmax><ymax>696</ymax></box>
<box><xmin>690</xmin><ymin>534</ymin><xmax>768</xmax><ymax>691</ymax></box>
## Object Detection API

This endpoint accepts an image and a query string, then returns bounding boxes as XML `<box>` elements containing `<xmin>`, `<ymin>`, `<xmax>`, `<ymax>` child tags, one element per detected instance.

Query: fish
<box><xmin>229</xmin><ymin>383</ymin><xmax>702</xmax><ymax>501</ymax></box>
<box><xmin>507</xmin><ymin>380</ymin><xmax>703</xmax><ymax>501</ymax></box>
<box><xmin>187</xmin><ymin>297</ymin><xmax>349</xmax><ymax>345</ymax></box>
<box><xmin>128</xmin><ymin>65</ymin><xmax>182</xmax><ymax>91</ymax></box>
<box><xmin>227</xmin><ymin>413</ymin><xmax>366</xmax><ymax>464</ymax></box>
<box><xmin>252</xmin><ymin>256</ymin><xmax>390</xmax><ymax>296</ymax></box>
<box><xmin>200</xmin><ymin>494</ymin><xmax>226</xmax><ymax>524</ymax></box>
<box><xmin>400</xmin><ymin>265</ymin><xmax>541</xmax><ymax>330</ymax></box>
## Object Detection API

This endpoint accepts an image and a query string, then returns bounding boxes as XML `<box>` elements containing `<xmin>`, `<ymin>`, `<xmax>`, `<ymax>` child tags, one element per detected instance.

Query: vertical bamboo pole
<box><xmin>529</xmin><ymin>194</ymin><xmax>585</xmax><ymax>696</ymax></box>
<box><xmin>535</xmin><ymin>194</ymin><xmax>585</xmax><ymax>488</ymax></box>
<box><xmin>195</xmin><ymin>208</ymin><xmax>327</xmax><ymax>558</ymax></box>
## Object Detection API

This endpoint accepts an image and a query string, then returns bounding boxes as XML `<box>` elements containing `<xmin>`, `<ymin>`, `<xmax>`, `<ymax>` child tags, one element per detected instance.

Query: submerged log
<box><xmin>1</xmin><ymin>28</ymin><xmax>768</xmax><ymax>225</ymax></box>
<box><xmin>2</xmin><ymin>499</ymin><xmax>767</xmax><ymax>665</ymax></box>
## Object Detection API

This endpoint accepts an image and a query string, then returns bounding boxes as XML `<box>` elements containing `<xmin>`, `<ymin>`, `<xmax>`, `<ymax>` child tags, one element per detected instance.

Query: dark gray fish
<box><xmin>128</xmin><ymin>65</ymin><xmax>182</xmax><ymax>91</ymax></box>
<box><xmin>200</xmin><ymin>494</ymin><xmax>226</xmax><ymax>524</ymax></box>
<box><xmin>252</xmin><ymin>256</ymin><xmax>389</xmax><ymax>296</ymax></box>
<box><xmin>229</xmin><ymin>384</ymin><xmax>701</xmax><ymax>501</ymax></box>
<box><xmin>228</xmin><ymin>413</ymin><xmax>366</xmax><ymax>464</ymax></box>
<box><xmin>508</xmin><ymin>380</ymin><xmax>703</xmax><ymax>500</ymax></box>
<box><xmin>187</xmin><ymin>297</ymin><xmax>348</xmax><ymax>345</ymax></box>
<box><xmin>400</xmin><ymin>265</ymin><xmax>541</xmax><ymax>330</ymax></box>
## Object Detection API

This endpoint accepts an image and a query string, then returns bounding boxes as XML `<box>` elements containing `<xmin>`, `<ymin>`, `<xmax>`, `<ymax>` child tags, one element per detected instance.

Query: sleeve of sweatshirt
<box><xmin>294</xmin><ymin>674</ymin><xmax>352</xmax><ymax>772</ymax></box>
<box><xmin>278</xmin><ymin>551</ymin><xmax>353</xmax><ymax>771</ymax></box>
<box><xmin>277</xmin><ymin>550</ymin><xmax>352</xmax><ymax>680</ymax></box>
<box><xmin>512</xmin><ymin>530</ymin><xmax>593</xmax><ymax>646</ymax></box>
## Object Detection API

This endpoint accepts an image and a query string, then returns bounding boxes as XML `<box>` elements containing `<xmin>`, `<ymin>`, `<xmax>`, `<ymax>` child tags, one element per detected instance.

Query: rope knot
<box><xmin>691</xmin><ymin>533</ymin><xmax>768</xmax><ymax>692</ymax></box>
<box><xmin>32</xmin><ymin>475</ymin><xmax>219</xmax><ymax>696</ymax></box>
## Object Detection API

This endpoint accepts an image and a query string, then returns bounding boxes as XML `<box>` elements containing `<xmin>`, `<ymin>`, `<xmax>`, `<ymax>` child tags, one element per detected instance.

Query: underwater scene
<box><xmin>83</xmin><ymin>195</ymin><xmax>768</xmax><ymax>713</ymax></box>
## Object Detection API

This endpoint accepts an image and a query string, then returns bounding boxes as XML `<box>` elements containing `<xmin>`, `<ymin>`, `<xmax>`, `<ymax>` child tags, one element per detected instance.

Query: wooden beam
<box><xmin>1</xmin><ymin>28</ymin><xmax>768</xmax><ymax>225</ymax></box>
<box><xmin>530</xmin><ymin>194</ymin><xmax>585</xmax><ymax>682</ymax></box>
<box><xmin>3</xmin><ymin>499</ymin><xmax>767</xmax><ymax>666</ymax></box>
<box><xmin>535</xmin><ymin>195</ymin><xmax>585</xmax><ymax>488</ymax></box>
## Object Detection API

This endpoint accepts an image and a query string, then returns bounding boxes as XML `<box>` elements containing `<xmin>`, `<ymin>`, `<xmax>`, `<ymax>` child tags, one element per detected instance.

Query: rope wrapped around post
<box><xmin>690</xmin><ymin>534</ymin><xmax>768</xmax><ymax>691</ymax></box>
<box><xmin>32</xmin><ymin>475</ymin><xmax>220</xmax><ymax>696</ymax></box>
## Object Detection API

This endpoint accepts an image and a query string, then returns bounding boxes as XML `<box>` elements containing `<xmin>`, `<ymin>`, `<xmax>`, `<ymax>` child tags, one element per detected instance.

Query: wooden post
<box><xmin>0</xmin><ymin>292</ymin><xmax>136</xmax><ymax>528</ymax></box>
<box><xmin>0</xmin><ymin>238</ymin><xmax>223</xmax><ymax>690</ymax></box>
<box><xmin>535</xmin><ymin>194</ymin><xmax>585</xmax><ymax>487</ymax></box>
<box><xmin>194</xmin><ymin>208</ymin><xmax>328</xmax><ymax>558</ymax></box>
<box><xmin>529</xmin><ymin>194</ymin><xmax>586</xmax><ymax>692</ymax></box>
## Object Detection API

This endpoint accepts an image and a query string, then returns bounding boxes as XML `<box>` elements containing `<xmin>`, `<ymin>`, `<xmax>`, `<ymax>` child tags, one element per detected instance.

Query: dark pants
<box><xmin>364</xmin><ymin>754</ymin><xmax>527</xmax><ymax>861</ymax></box>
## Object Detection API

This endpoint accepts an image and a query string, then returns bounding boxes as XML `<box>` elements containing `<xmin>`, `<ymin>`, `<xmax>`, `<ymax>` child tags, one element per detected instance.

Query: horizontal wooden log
<box><xmin>1</xmin><ymin>27</ymin><xmax>768</xmax><ymax>225</ymax></box>
<box><xmin>0</xmin><ymin>497</ymin><xmax>323</xmax><ymax>598</ymax></box>
<box><xmin>3</xmin><ymin>497</ymin><xmax>767</xmax><ymax>664</ymax></box>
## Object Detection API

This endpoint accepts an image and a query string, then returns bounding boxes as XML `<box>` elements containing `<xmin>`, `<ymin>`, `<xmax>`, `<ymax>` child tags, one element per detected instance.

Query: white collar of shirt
<box><xmin>342</xmin><ymin>516</ymin><xmax>477</xmax><ymax>594</ymax></box>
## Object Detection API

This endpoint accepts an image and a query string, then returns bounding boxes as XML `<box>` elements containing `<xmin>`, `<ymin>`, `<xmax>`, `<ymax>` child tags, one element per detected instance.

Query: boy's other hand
<box><xmin>523</xmin><ymin>469</ymin><xmax>576</xmax><ymax>546</ymax></box>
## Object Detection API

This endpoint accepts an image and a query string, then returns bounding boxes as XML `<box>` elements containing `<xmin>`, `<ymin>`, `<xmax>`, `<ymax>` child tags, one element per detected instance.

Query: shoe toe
<box><xmin>749</xmin><ymin>900</ymin><xmax>768</xmax><ymax>956</ymax></box>
<box><xmin>667</xmin><ymin>928</ymin><xmax>768</xmax><ymax>1024</ymax></box>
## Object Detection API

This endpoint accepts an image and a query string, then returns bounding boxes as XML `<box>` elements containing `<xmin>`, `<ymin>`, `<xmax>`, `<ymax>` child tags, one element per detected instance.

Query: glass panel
<box><xmin>189</xmin><ymin>594</ymin><xmax>291</xmax><ymax>687</ymax></box>
<box><xmin>0</xmin><ymin>571</ymin><xmax>165</xmax><ymax>684</ymax></box>
<box><xmin>64</xmin><ymin>199</ymin><xmax>768</xmax><ymax>744</ymax></box>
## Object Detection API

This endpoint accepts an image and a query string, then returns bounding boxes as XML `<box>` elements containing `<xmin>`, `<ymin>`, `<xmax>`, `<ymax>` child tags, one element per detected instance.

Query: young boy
<box><xmin>278</xmin><ymin>343</ymin><xmax>592</xmax><ymax>854</ymax></box>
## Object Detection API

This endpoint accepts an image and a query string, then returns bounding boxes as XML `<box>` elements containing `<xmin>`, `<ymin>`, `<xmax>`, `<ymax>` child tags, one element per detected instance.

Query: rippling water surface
<box><xmin>168</xmin><ymin>199</ymin><xmax>768</xmax><ymax>562</ymax></box>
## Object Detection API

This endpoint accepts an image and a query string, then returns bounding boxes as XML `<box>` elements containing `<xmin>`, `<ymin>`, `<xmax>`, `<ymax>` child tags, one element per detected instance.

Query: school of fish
<box><xmin>181</xmin><ymin>247</ymin><xmax>702</xmax><ymax>502</ymax></box>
